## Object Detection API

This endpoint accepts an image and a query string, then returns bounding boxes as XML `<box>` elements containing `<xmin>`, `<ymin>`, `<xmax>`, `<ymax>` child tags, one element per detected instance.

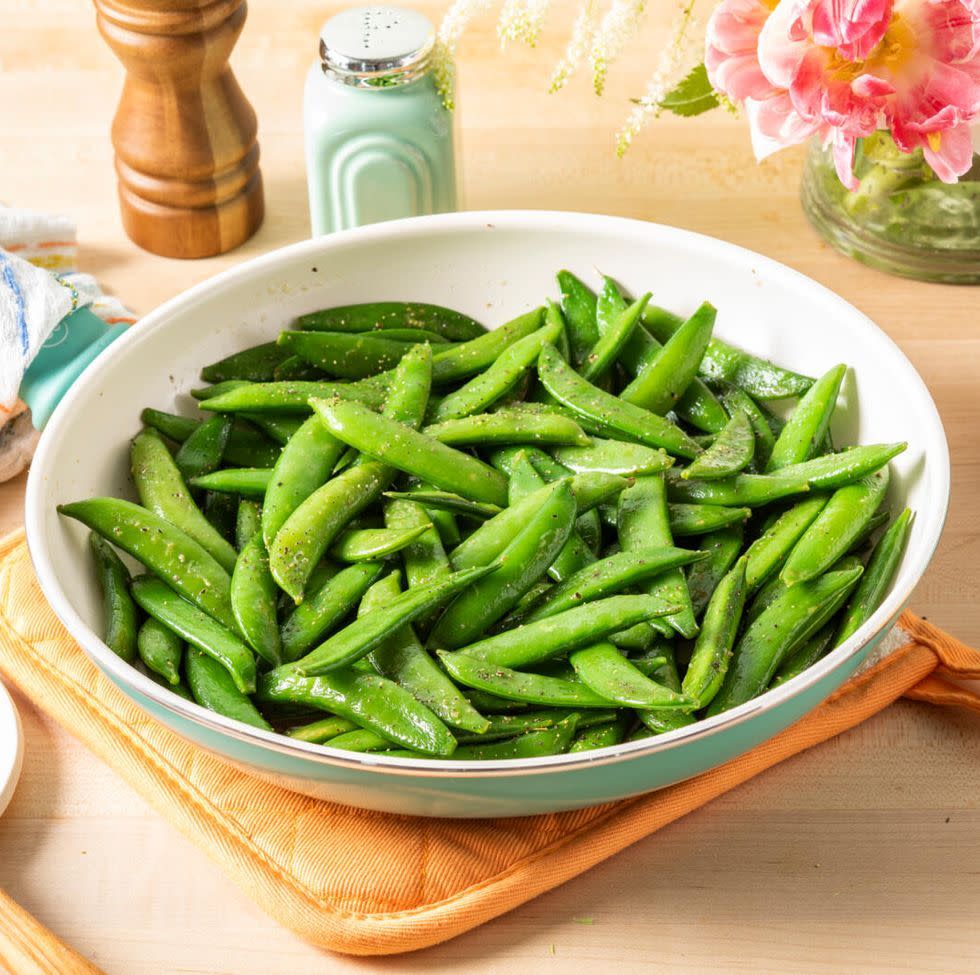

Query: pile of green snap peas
<box><xmin>61</xmin><ymin>272</ymin><xmax>914</xmax><ymax>760</ymax></box>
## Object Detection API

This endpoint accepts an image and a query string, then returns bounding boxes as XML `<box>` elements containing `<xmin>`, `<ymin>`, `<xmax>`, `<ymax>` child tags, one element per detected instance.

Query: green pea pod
<box><xmin>550</xmin><ymin>438</ymin><xmax>672</xmax><ymax>477</ymax></box>
<box><xmin>427</xmin><ymin>506</ymin><xmax>461</xmax><ymax>548</ymax></box>
<box><xmin>429</xmin><ymin>308</ymin><xmax>544</xmax><ymax>384</ymax></box>
<box><xmin>61</xmin><ymin>498</ymin><xmax>236</xmax><ymax>631</ymax></box>
<box><xmin>522</xmin><ymin>547</ymin><xmax>706</xmax><ymax>623</ymax></box>
<box><xmin>743</xmin><ymin>494</ymin><xmax>829</xmax><ymax>590</ymax></box>
<box><xmin>269</xmin><ymin>462</ymin><xmax>388</xmax><ymax>602</ymax></box>
<box><xmin>360</xmin><ymin>571</ymin><xmax>489</xmax><ymax>733</ymax></box>
<box><xmin>767</xmin><ymin>364</ymin><xmax>847</xmax><ymax>471</ymax></box>
<box><xmin>280</xmin><ymin>561</ymin><xmax>384</xmax><ymax>662</ymax></box>
<box><xmin>392</xmin><ymin>716</ymin><xmax>579</xmax><ymax>760</ymax></box>
<box><xmin>326</xmin><ymin>728</ymin><xmax>392</xmax><ymax>752</ymax></box>
<box><xmin>286</xmin><ymin>715</ymin><xmax>359</xmax><ymax>743</ymax></box>
<box><xmin>557</xmin><ymin>270</ymin><xmax>600</xmax><ymax>367</ymax></box>
<box><xmin>681</xmin><ymin>410</ymin><xmax>755</xmax><ymax>480</ymax></box>
<box><xmin>595</xmin><ymin>273</ymin><xmax>626</xmax><ymax>336</ymax></box>
<box><xmin>189</xmin><ymin>468</ymin><xmax>272</xmax><ymax>498</ymax></box>
<box><xmin>456</xmin><ymin>708</ymin><xmax>615</xmax><ymax>744</ymax></box>
<box><xmin>686</xmin><ymin>512</ymin><xmax>742</xmax><ymax>594</ymax></box>
<box><xmin>451</xmin><ymin>595</ymin><xmax>678</xmax><ymax>669</ymax></box>
<box><xmin>284</xmin><ymin>564</ymin><xmax>496</xmax><ymax>675</ymax></box>
<box><xmin>383</xmin><ymin>498</ymin><xmax>450</xmax><ymax>589</ymax></box>
<box><xmin>310</xmin><ymin>397</ymin><xmax>508</xmax><ymax>506</ymax></box>
<box><xmin>367</xmin><ymin>327</ymin><xmax>451</xmax><ymax>344</ymax></box>
<box><xmin>235</xmin><ymin>499</ymin><xmax>262</xmax><ymax>550</ymax></box>
<box><xmin>537</xmin><ymin>344</ymin><xmax>702</xmax><ymax>460</ymax></box>
<box><xmin>274</xmin><ymin>356</ymin><xmax>328</xmax><ymax>381</ymax></box>
<box><xmin>203</xmin><ymin>491</ymin><xmax>238</xmax><ymax>543</ymax></box>
<box><xmin>665</xmin><ymin>442</ymin><xmax>906</xmax><ymax>506</ymax></box>
<box><xmin>636</xmin><ymin>644</ymin><xmax>697</xmax><ymax>735</ymax></box>
<box><xmin>432</xmin><ymin>312</ymin><xmax>563</xmax><ymax>420</ymax></box>
<box><xmin>131</xmin><ymin>576</ymin><xmax>256</xmax><ymax>694</ymax></box>
<box><xmin>581</xmin><ymin>293</ymin><xmax>649</xmax><ymax>383</ymax></box>
<box><xmin>835</xmin><ymin>507</ymin><xmax>913</xmax><ymax>644</ymax></box>
<box><xmin>243</xmin><ymin>414</ymin><xmax>304</xmax><ymax>446</ymax></box>
<box><xmin>131</xmin><ymin>429</ymin><xmax>239</xmax><ymax>572</ymax></box>
<box><xmin>261</xmin><ymin>414</ymin><xmax>346</xmax><ymax>550</ymax></box>
<box><xmin>569</xmin><ymin>642</ymin><xmax>692</xmax><ymax>709</ymax></box>
<box><xmin>683</xmin><ymin>557</ymin><xmax>749</xmax><ymax>707</ymax></box>
<box><xmin>641</xmin><ymin>305</ymin><xmax>814</xmax><ymax>399</ymax></box>
<box><xmin>438</xmin><ymin>651</ymin><xmax>617</xmax><ymax>708</ymax></box>
<box><xmin>378</xmin><ymin>342</ymin><xmax>433</xmax><ymax>428</ymax></box>
<box><xmin>136</xmin><ymin>616</ymin><xmax>183</xmax><ymax>684</ymax></box>
<box><xmin>781</xmin><ymin>467</ymin><xmax>890</xmax><ymax>586</ymax></box>
<box><xmin>668</xmin><ymin>503</ymin><xmax>750</xmax><ymax>537</ymax></box>
<box><xmin>620</xmin><ymin>302</ymin><xmax>716</xmax><ymax>414</ymax></box>
<box><xmin>277</xmin><ymin>330</ymin><xmax>419</xmax><ymax>379</ymax></box>
<box><xmin>329</xmin><ymin>525</ymin><xmax>429</xmax><ymax>562</ymax></box>
<box><xmin>230</xmin><ymin>533</ymin><xmax>282</xmax><ymax>666</ymax></box>
<box><xmin>848</xmin><ymin>507</ymin><xmax>890</xmax><ymax>554</ymax></box>
<box><xmin>462</xmin><ymin>689</ymin><xmax>530</xmax><ymax>713</ymax></box>
<box><xmin>423</xmin><ymin>410</ymin><xmax>588</xmax><ymax>447</ymax></box>
<box><xmin>428</xmin><ymin>480</ymin><xmax>576</xmax><ymax>648</ymax></box>
<box><xmin>715</xmin><ymin>383</ymin><xmax>776</xmax><ymax>470</ymax></box>
<box><xmin>191</xmin><ymin>380</ymin><xmax>248</xmax><ymax>401</ymax></box>
<box><xmin>295</xmin><ymin>301</ymin><xmax>485</xmax><ymax>341</ymax></box>
<box><xmin>707</xmin><ymin>566</ymin><xmax>864</xmax><ymax>714</ymax></box>
<box><xmin>174</xmin><ymin>415</ymin><xmax>233</xmax><ymax>481</ymax></box>
<box><xmin>618</xmin><ymin>476</ymin><xmax>698</xmax><ymax>639</ymax></box>
<box><xmin>199</xmin><ymin>379</ymin><xmax>388</xmax><ymax>415</ymax></box>
<box><xmin>89</xmin><ymin>533</ymin><xmax>138</xmax><ymax>663</ymax></box>
<box><xmin>256</xmin><ymin>668</ymin><xmax>456</xmax><ymax>756</ymax></box>
<box><xmin>140</xmin><ymin>409</ymin><xmax>280</xmax><ymax>468</ymax></box>
<box><xmin>569</xmin><ymin>717</ymin><xmax>631</xmax><ymax>752</ymax></box>
<box><xmin>145</xmin><ymin>668</ymin><xmax>194</xmax><ymax>702</ymax></box>
<box><xmin>770</xmin><ymin>626</ymin><xmax>836</xmax><ymax>688</ymax></box>
<box><xmin>384</xmin><ymin>490</ymin><xmax>500</xmax><ymax>520</ymax></box>
<box><xmin>185</xmin><ymin>648</ymin><xmax>271</xmax><ymax>730</ymax></box>
<box><xmin>201</xmin><ymin>341</ymin><xmax>292</xmax><ymax>382</ymax></box>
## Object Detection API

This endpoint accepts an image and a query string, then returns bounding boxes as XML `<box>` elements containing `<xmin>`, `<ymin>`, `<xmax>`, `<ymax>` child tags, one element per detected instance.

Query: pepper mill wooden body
<box><xmin>94</xmin><ymin>0</ymin><xmax>264</xmax><ymax>259</ymax></box>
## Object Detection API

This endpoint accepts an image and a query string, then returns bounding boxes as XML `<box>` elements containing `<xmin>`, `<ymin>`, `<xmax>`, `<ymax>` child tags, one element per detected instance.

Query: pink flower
<box><xmin>705</xmin><ymin>0</ymin><xmax>980</xmax><ymax>186</ymax></box>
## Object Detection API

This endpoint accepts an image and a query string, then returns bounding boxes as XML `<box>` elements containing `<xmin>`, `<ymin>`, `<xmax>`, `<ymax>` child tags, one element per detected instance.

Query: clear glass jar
<box><xmin>800</xmin><ymin>130</ymin><xmax>980</xmax><ymax>284</ymax></box>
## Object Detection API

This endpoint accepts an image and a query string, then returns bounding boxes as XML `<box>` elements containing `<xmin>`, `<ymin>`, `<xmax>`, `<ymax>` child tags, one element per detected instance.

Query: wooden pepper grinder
<box><xmin>93</xmin><ymin>0</ymin><xmax>265</xmax><ymax>259</ymax></box>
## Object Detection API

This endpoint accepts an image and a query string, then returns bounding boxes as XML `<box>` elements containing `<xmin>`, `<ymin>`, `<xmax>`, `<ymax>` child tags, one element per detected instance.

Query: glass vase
<box><xmin>800</xmin><ymin>130</ymin><xmax>980</xmax><ymax>284</ymax></box>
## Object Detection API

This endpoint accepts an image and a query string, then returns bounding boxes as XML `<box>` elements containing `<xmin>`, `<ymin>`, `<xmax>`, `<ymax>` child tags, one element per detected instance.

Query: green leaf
<box><xmin>660</xmin><ymin>63</ymin><xmax>719</xmax><ymax>118</ymax></box>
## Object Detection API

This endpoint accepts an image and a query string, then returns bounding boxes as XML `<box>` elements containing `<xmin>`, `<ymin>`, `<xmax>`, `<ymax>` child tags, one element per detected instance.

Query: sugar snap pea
<box><xmin>235</xmin><ymin>499</ymin><xmax>262</xmax><ymax>550</ymax></box>
<box><xmin>438</xmin><ymin>651</ymin><xmax>617</xmax><ymax>708</ymax></box>
<box><xmin>329</xmin><ymin>525</ymin><xmax>429</xmax><ymax>562</ymax></box>
<box><xmin>770</xmin><ymin>626</ymin><xmax>836</xmax><ymax>688</ymax></box>
<box><xmin>835</xmin><ymin>507</ymin><xmax>912</xmax><ymax>643</ymax></box>
<box><xmin>279</xmin><ymin>561</ymin><xmax>383</xmax><ymax>662</ymax></box>
<box><xmin>274</xmin><ymin>356</ymin><xmax>327</xmax><ymax>381</ymax></box>
<box><xmin>620</xmin><ymin>302</ymin><xmax>716</xmax><ymax>414</ymax></box>
<box><xmin>383</xmin><ymin>498</ymin><xmax>451</xmax><ymax>591</ymax></box>
<box><xmin>189</xmin><ymin>468</ymin><xmax>272</xmax><ymax>498</ymax></box>
<box><xmin>137</xmin><ymin>616</ymin><xmax>183</xmax><ymax>684</ymax></box>
<box><xmin>201</xmin><ymin>341</ymin><xmax>292</xmax><ymax>383</ymax></box>
<box><xmin>686</xmin><ymin>523</ymin><xmax>744</xmax><ymax>617</ymax></box>
<box><xmin>277</xmin><ymin>330</ymin><xmax>421</xmax><ymax>379</ymax></box>
<box><xmin>428</xmin><ymin>479</ymin><xmax>576</xmax><ymax>648</ymax></box>
<box><xmin>681</xmin><ymin>409</ymin><xmax>755</xmax><ymax>480</ymax></box>
<box><xmin>668</xmin><ymin>503</ymin><xmax>751</xmax><ymax>537</ymax></box>
<box><xmin>231</xmin><ymin>532</ymin><xmax>282</xmax><ymax>666</ymax></box>
<box><xmin>430</xmin><ymin>308</ymin><xmax>544</xmax><ymax>384</ymax></box>
<box><xmin>743</xmin><ymin>494</ymin><xmax>829</xmax><ymax>590</ymax></box>
<box><xmin>394</xmin><ymin>716</ymin><xmax>580</xmax><ymax>760</ymax></box>
<box><xmin>549</xmin><ymin>438</ymin><xmax>672</xmax><ymax>477</ymax></box>
<box><xmin>707</xmin><ymin>565</ymin><xmax>863</xmax><ymax>714</ymax></box>
<box><xmin>450</xmin><ymin>595</ymin><xmax>677</xmax><ymax>669</ymax></box>
<box><xmin>359</xmin><ymin>571</ymin><xmax>489</xmax><ymax>732</ymax></box>
<box><xmin>89</xmin><ymin>533</ymin><xmax>138</xmax><ymax>663</ymax></box>
<box><xmin>200</xmin><ymin>379</ymin><xmax>388</xmax><ymax>415</ymax></box>
<box><xmin>557</xmin><ymin>270</ymin><xmax>600</xmax><ymax>367</ymax></box>
<box><xmin>636</xmin><ymin>644</ymin><xmax>697</xmax><ymax>734</ymax></box>
<box><xmin>185</xmin><ymin>647</ymin><xmax>271</xmax><ymax>730</ymax></box>
<box><xmin>618</xmin><ymin>476</ymin><xmax>698</xmax><ymax>638</ymax></box>
<box><xmin>296</xmin><ymin>301</ymin><xmax>485</xmax><ymax>341</ymax></box>
<box><xmin>682</xmin><ymin>557</ymin><xmax>748</xmax><ymax>707</ymax></box>
<box><xmin>131</xmin><ymin>428</ymin><xmax>238</xmax><ymax>572</ymax></box>
<box><xmin>538</xmin><ymin>344</ymin><xmax>702</xmax><ymax>460</ymax></box>
<box><xmin>256</xmin><ymin>668</ymin><xmax>456</xmax><ymax>756</ymax></box>
<box><xmin>286</xmin><ymin>715</ymin><xmax>359</xmax><ymax>743</ymax></box>
<box><xmin>767</xmin><ymin>364</ymin><xmax>846</xmax><ymax>471</ymax></box>
<box><xmin>569</xmin><ymin>642</ymin><xmax>692</xmax><ymax>709</ymax></box>
<box><xmin>581</xmin><ymin>293</ymin><xmax>649</xmax><ymax>383</ymax></box>
<box><xmin>131</xmin><ymin>575</ymin><xmax>256</xmax><ymax>693</ymax></box>
<box><xmin>384</xmin><ymin>490</ymin><xmax>500</xmax><ymax>520</ymax></box>
<box><xmin>311</xmin><ymin>397</ymin><xmax>508</xmax><ymax>506</ymax></box>
<box><xmin>139</xmin><ymin>409</ymin><xmax>280</xmax><ymax>469</ymax></box>
<box><xmin>569</xmin><ymin>717</ymin><xmax>631</xmax><ymax>752</ymax></box>
<box><xmin>174</xmin><ymin>415</ymin><xmax>232</xmax><ymax>481</ymax></box>
<box><xmin>715</xmin><ymin>383</ymin><xmax>776</xmax><ymax>470</ymax></box>
<box><xmin>244</xmin><ymin>414</ymin><xmax>305</xmax><ymax>446</ymax></box>
<box><xmin>423</xmin><ymin>410</ymin><xmax>589</xmax><ymax>447</ymax></box>
<box><xmin>780</xmin><ymin>467</ymin><xmax>889</xmax><ymax>586</ymax></box>
<box><xmin>62</xmin><ymin>498</ymin><xmax>237</xmax><ymax>630</ymax></box>
<box><xmin>432</xmin><ymin>310</ymin><xmax>563</xmax><ymax>420</ymax></box>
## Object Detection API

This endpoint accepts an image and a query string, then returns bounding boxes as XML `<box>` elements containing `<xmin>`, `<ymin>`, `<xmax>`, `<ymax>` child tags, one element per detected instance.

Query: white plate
<box><xmin>0</xmin><ymin>680</ymin><xmax>23</xmax><ymax>816</ymax></box>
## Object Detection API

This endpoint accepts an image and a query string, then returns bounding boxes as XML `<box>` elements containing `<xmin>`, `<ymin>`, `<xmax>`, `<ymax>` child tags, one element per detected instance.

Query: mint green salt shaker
<box><xmin>304</xmin><ymin>6</ymin><xmax>457</xmax><ymax>236</ymax></box>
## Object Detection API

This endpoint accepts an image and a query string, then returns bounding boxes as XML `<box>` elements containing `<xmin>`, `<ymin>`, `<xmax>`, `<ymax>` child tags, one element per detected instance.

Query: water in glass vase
<box><xmin>801</xmin><ymin>131</ymin><xmax>980</xmax><ymax>284</ymax></box>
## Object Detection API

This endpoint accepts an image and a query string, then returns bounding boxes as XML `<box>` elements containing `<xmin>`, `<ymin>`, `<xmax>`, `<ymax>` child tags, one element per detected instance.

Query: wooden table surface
<box><xmin>1</xmin><ymin>2</ymin><xmax>978</xmax><ymax>973</ymax></box>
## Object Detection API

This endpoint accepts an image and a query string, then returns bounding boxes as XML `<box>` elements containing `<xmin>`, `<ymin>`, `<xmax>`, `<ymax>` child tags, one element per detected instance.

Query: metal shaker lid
<box><xmin>319</xmin><ymin>6</ymin><xmax>435</xmax><ymax>88</ymax></box>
